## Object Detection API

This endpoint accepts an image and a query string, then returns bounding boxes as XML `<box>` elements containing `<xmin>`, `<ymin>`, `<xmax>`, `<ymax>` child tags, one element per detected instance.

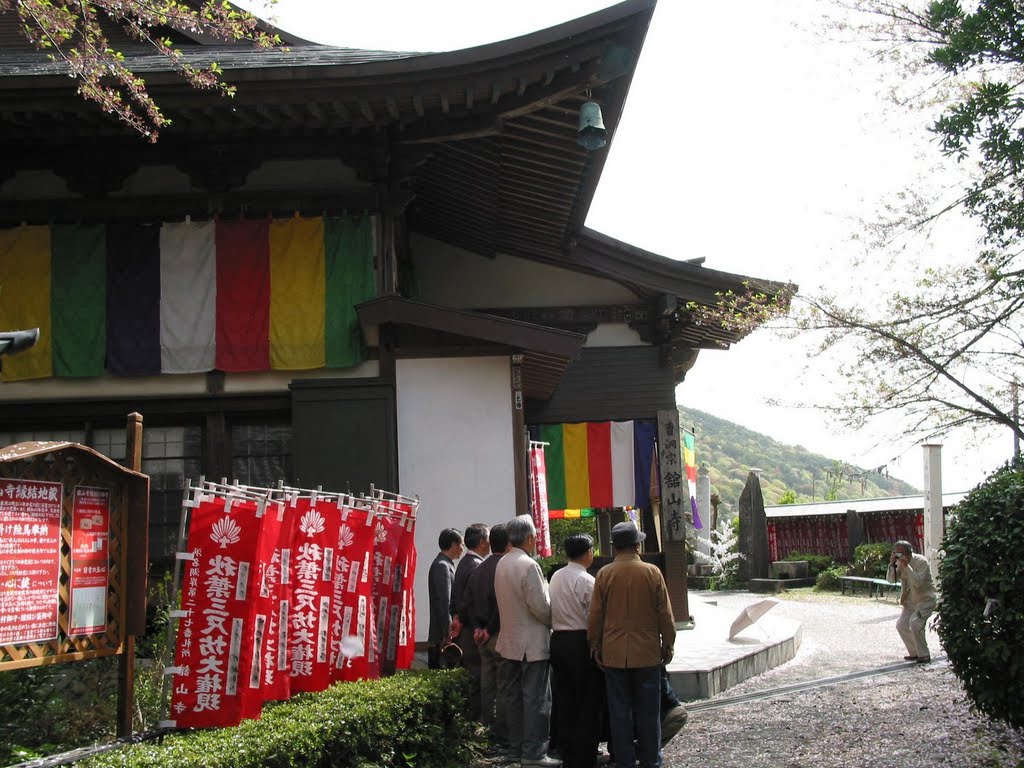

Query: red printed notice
<box><xmin>69</xmin><ymin>486</ymin><xmax>111</xmax><ymax>636</ymax></box>
<box><xmin>0</xmin><ymin>479</ymin><xmax>62</xmax><ymax>645</ymax></box>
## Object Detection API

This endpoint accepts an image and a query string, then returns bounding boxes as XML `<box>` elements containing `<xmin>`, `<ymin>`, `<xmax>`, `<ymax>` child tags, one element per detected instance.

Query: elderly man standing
<box><xmin>427</xmin><ymin>527</ymin><xmax>464</xmax><ymax>670</ymax></box>
<box><xmin>887</xmin><ymin>539</ymin><xmax>937</xmax><ymax>663</ymax></box>
<box><xmin>494</xmin><ymin>514</ymin><xmax>560</xmax><ymax>768</ymax></box>
<box><xmin>589</xmin><ymin>521</ymin><xmax>675</xmax><ymax>768</ymax></box>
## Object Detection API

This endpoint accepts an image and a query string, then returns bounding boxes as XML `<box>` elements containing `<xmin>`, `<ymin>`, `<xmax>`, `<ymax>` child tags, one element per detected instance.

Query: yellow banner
<box><xmin>0</xmin><ymin>226</ymin><xmax>52</xmax><ymax>381</ymax></box>
<box><xmin>269</xmin><ymin>217</ymin><xmax>325</xmax><ymax>369</ymax></box>
<box><xmin>562</xmin><ymin>422</ymin><xmax>591</xmax><ymax>509</ymax></box>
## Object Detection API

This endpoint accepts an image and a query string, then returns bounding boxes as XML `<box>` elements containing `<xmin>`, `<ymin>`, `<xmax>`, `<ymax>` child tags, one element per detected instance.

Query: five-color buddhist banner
<box><xmin>530</xmin><ymin>420</ymin><xmax>657</xmax><ymax>514</ymax></box>
<box><xmin>0</xmin><ymin>216</ymin><xmax>375</xmax><ymax>381</ymax></box>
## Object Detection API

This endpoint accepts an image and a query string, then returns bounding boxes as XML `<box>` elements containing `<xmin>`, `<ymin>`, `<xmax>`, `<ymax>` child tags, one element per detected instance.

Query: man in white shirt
<box><xmin>549</xmin><ymin>534</ymin><xmax>604</xmax><ymax>768</ymax></box>
<box><xmin>887</xmin><ymin>540</ymin><xmax>937</xmax><ymax>663</ymax></box>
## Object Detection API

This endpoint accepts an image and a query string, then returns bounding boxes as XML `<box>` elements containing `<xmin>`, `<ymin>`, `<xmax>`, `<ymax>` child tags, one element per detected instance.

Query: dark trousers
<box><xmin>457</xmin><ymin>627</ymin><xmax>482</xmax><ymax>720</ymax></box>
<box><xmin>661</xmin><ymin>665</ymin><xmax>681</xmax><ymax>710</ymax></box>
<box><xmin>427</xmin><ymin>643</ymin><xmax>441</xmax><ymax>670</ymax></box>
<box><xmin>550</xmin><ymin>630</ymin><xmax>605</xmax><ymax>768</ymax></box>
<box><xmin>499</xmin><ymin>657</ymin><xmax>552</xmax><ymax>760</ymax></box>
<box><xmin>605</xmin><ymin>665</ymin><xmax>662</xmax><ymax>768</ymax></box>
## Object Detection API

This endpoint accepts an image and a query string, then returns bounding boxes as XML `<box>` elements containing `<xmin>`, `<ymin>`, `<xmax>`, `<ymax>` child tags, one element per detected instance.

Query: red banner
<box><xmin>166</xmin><ymin>484</ymin><xmax>419</xmax><ymax>729</ymax></box>
<box><xmin>373</xmin><ymin>510</ymin><xmax>403</xmax><ymax>677</ymax></box>
<box><xmin>330</xmin><ymin>503</ymin><xmax>376</xmax><ymax>683</ymax></box>
<box><xmin>287</xmin><ymin>497</ymin><xmax>340</xmax><ymax>693</ymax></box>
<box><xmin>69</xmin><ymin>486</ymin><xmax>110</xmax><ymax>636</ymax></box>
<box><xmin>395</xmin><ymin>513</ymin><xmax>417</xmax><ymax>670</ymax></box>
<box><xmin>171</xmin><ymin>496</ymin><xmax>263</xmax><ymax>728</ymax></box>
<box><xmin>254</xmin><ymin>498</ymin><xmax>292</xmax><ymax>702</ymax></box>
<box><xmin>0</xmin><ymin>479</ymin><xmax>62</xmax><ymax>645</ymax></box>
<box><xmin>529</xmin><ymin>446</ymin><xmax>552</xmax><ymax>557</ymax></box>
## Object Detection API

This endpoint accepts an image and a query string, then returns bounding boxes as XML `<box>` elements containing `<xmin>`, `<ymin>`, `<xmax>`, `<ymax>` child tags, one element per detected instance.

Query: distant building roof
<box><xmin>765</xmin><ymin>492</ymin><xmax>968</xmax><ymax>519</ymax></box>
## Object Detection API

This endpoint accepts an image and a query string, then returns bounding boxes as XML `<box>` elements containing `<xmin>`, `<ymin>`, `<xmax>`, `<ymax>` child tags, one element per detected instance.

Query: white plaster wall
<box><xmin>396</xmin><ymin>356</ymin><xmax>518</xmax><ymax>642</ymax></box>
<box><xmin>113</xmin><ymin>165</ymin><xmax>194</xmax><ymax>196</ymax></box>
<box><xmin>0</xmin><ymin>170</ymin><xmax>71</xmax><ymax>199</ymax></box>
<box><xmin>241</xmin><ymin>159</ymin><xmax>366</xmax><ymax>191</ymax></box>
<box><xmin>584</xmin><ymin>322</ymin><xmax>645</xmax><ymax>347</ymax></box>
<box><xmin>411</xmin><ymin>233</ymin><xmax>640</xmax><ymax>308</ymax></box>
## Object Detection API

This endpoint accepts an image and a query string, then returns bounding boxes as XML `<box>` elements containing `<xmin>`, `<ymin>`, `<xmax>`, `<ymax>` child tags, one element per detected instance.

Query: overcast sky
<box><xmin>235</xmin><ymin>0</ymin><xmax>1015</xmax><ymax>493</ymax></box>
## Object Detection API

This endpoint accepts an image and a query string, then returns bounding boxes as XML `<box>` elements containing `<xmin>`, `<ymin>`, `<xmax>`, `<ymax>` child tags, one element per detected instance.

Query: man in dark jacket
<box><xmin>465</xmin><ymin>523</ymin><xmax>509</xmax><ymax>746</ymax></box>
<box><xmin>451</xmin><ymin>523</ymin><xmax>490</xmax><ymax>717</ymax></box>
<box><xmin>427</xmin><ymin>527</ymin><xmax>463</xmax><ymax>669</ymax></box>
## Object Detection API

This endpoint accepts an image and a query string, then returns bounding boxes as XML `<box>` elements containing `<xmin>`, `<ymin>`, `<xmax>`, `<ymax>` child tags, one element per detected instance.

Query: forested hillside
<box><xmin>677</xmin><ymin>406</ymin><xmax>919</xmax><ymax>515</ymax></box>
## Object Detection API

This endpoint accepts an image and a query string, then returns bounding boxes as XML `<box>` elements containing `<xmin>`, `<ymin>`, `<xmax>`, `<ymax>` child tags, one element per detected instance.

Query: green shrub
<box><xmin>538</xmin><ymin>517</ymin><xmax>603</xmax><ymax>577</ymax></box>
<box><xmin>937</xmin><ymin>461</ymin><xmax>1024</xmax><ymax>730</ymax></box>
<box><xmin>78</xmin><ymin>670</ymin><xmax>474</xmax><ymax>768</ymax></box>
<box><xmin>814</xmin><ymin>564</ymin><xmax>849</xmax><ymax>591</ymax></box>
<box><xmin>851</xmin><ymin>542</ymin><xmax>892</xmax><ymax>578</ymax></box>
<box><xmin>784</xmin><ymin>551</ymin><xmax>835</xmax><ymax>577</ymax></box>
<box><xmin>0</xmin><ymin>656</ymin><xmax>118</xmax><ymax>765</ymax></box>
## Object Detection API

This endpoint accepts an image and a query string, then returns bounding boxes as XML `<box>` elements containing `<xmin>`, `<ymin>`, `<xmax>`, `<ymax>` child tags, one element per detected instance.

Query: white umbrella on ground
<box><xmin>728</xmin><ymin>598</ymin><xmax>780</xmax><ymax>639</ymax></box>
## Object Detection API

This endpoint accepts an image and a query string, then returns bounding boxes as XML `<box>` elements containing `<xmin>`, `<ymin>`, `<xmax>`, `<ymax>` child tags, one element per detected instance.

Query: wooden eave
<box><xmin>356</xmin><ymin>296</ymin><xmax>585</xmax><ymax>400</ymax></box>
<box><xmin>0</xmin><ymin>0</ymin><xmax>792</xmax><ymax>360</ymax></box>
<box><xmin>0</xmin><ymin>441</ymin><xmax>147</xmax><ymax>484</ymax></box>
<box><xmin>0</xmin><ymin>1</ymin><xmax>655</xmax><ymax>265</ymax></box>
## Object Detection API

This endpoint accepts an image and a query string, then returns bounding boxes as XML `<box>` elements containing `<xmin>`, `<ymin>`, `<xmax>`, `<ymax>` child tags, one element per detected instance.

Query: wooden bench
<box><xmin>840</xmin><ymin>576</ymin><xmax>900</xmax><ymax>599</ymax></box>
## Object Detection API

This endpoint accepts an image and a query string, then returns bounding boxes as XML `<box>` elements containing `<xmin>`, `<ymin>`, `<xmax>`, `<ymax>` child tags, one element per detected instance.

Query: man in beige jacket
<box><xmin>589</xmin><ymin>521</ymin><xmax>675</xmax><ymax>768</ymax></box>
<box><xmin>887</xmin><ymin>540</ymin><xmax>937</xmax><ymax>663</ymax></box>
<box><xmin>494</xmin><ymin>514</ymin><xmax>560</xmax><ymax>768</ymax></box>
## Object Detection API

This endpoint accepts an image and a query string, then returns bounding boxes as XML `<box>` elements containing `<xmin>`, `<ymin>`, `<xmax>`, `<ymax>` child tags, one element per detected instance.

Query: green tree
<box><xmin>0</xmin><ymin>0</ymin><xmax>280</xmax><ymax>140</ymax></box>
<box><xmin>777</xmin><ymin>488</ymin><xmax>797</xmax><ymax>504</ymax></box>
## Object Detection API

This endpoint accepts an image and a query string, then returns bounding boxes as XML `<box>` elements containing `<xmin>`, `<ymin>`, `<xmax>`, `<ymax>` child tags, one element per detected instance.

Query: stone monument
<box><xmin>737</xmin><ymin>470</ymin><xmax>770</xmax><ymax>581</ymax></box>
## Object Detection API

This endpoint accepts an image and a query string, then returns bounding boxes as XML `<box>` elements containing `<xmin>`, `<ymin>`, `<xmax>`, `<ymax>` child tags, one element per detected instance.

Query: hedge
<box><xmin>937</xmin><ymin>461</ymin><xmax>1024</xmax><ymax>729</ymax></box>
<box><xmin>78</xmin><ymin>670</ymin><xmax>473</xmax><ymax>768</ymax></box>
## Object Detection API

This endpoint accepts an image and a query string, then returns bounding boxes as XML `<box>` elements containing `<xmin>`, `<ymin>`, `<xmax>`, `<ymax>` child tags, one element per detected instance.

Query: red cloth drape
<box><xmin>215</xmin><ymin>219</ymin><xmax>270</xmax><ymax>371</ymax></box>
<box><xmin>771</xmin><ymin>516</ymin><xmax>849</xmax><ymax>562</ymax></box>
<box><xmin>862</xmin><ymin>512</ymin><xmax>923</xmax><ymax>553</ymax></box>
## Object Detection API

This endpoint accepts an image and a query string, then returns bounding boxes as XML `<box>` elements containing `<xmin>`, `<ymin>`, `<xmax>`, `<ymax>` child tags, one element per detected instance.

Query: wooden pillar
<box><xmin>597</xmin><ymin>509</ymin><xmax>612</xmax><ymax>557</ymax></box>
<box><xmin>656</xmin><ymin>409</ymin><xmax>690</xmax><ymax>622</ymax></box>
<box><xmin>511</xmin><ymin>355</ymin><xmax>527</xmax><ymax>515</ymax></box>
<box><xmin>117</xmin><ymin>412</ymin><xmax>143</xmax><ymax>739</ymax></box>
<box><xmin>922</xmin><ymin>443</ymin><xmax>943</xmax><ymax>580</ymax></box>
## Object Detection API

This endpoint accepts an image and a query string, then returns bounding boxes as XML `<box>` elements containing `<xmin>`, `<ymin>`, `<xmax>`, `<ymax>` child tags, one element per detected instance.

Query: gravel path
<box><xmin>473</xmin><ymin>589</ymin><xmax>1024</xmax><ymax>767</ymax></box>
<box><xmin>662</xmin><ymin>589</ymin><xmax>1024</xmax><ymax>767</ymax></box>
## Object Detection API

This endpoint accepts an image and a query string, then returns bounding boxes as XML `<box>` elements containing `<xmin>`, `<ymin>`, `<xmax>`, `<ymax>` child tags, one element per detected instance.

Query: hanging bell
<box><xmin>577</xmin><ymin>101</ymin><xmax>607</xmax><ymax>150</ymax></box>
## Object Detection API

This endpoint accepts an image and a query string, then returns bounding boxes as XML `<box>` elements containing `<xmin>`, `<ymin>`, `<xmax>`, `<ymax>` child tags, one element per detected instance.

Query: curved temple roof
<box><xmin>0</xmin><ymin>0</ymin><xmax>792</xmax><ymax>356</ymax></box>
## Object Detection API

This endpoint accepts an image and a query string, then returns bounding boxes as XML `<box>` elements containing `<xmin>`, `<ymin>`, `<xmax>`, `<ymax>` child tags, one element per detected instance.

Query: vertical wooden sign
<box><xmin>656</xmin><ymin>410</ymin><xmax>686</xmax><ymax>543</ymax></box>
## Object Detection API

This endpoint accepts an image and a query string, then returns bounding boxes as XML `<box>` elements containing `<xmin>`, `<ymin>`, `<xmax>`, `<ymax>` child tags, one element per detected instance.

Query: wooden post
<box><xmin>117</xmin><ymin>412</ymin><xmax>143</xmax><ymax>739</ymax></box>
<box><xmin>656</xmin><ymin>410</ymin><xmax>690</xmax><ymax>622</ymax></box>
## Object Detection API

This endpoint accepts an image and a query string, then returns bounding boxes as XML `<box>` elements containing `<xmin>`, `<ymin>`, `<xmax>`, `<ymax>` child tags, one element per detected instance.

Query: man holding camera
<box><xmin>887</xmin><ymin>540</ymin><xmax>936</xmax><ymax>663</ymax></box>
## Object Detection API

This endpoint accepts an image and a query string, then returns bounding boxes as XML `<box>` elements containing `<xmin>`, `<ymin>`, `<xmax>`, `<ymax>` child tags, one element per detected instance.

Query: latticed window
<box><xmin>231</xmin><ymin>422</ymin><xmax>293</xmax><ymax>489</ymax></box>
<box><xmin>91</xmin><ymin>426</ymin><xmax>202</xmax><ymax>559</ymax></box>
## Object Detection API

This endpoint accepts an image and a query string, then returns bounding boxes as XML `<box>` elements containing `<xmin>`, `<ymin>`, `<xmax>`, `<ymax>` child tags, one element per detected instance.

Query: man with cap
<box><xmin>588</xmin><ymin>521</ymin><xmax>675</xmax><ymax>768</ymax></box>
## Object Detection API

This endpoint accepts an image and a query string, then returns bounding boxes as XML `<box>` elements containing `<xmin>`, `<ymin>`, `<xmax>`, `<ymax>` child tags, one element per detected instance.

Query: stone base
<box><xmin>769</xmin><ymin>560</ymin><xmax>810</xmax><ymax>579</ymax></box>
<box><xmin>748</xmin><ymin>577</ymin><xmax>816</xmax><ymax>593</ymax></box>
